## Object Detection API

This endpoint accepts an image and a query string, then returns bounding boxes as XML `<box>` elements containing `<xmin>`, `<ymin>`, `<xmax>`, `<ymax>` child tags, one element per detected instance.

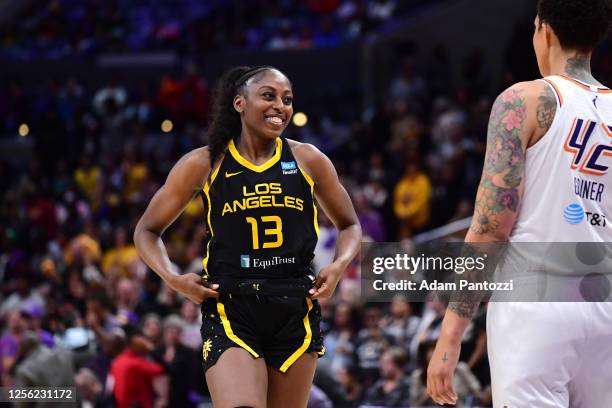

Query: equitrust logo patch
<box><xmin>240</xmin><ymin>255</ymin><xmax>250</xmax><ymax>268</ymax></box>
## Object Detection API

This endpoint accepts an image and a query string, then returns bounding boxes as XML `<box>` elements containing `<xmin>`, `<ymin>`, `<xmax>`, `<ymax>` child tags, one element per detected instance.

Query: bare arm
<box><xmin>134</xmin><ymin>148</ymin><xmax>219</xmax><ymax>303</ymax></box>
<box><xmin>446</xmin><ymin>81</ymin><xmax>556</xmax><ymax>328</ymax></box>
<box><xmin>292</xmin><ymin>142</ymin><xmax>362</xmax><ymax>298</ymax></box>
<box><xmin>427</xmin><ymin>81</ymin><xmax>557</xmax><ymax>405</ymax></box>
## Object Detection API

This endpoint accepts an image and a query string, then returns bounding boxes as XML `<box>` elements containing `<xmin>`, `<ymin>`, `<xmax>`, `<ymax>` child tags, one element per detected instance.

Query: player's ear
<box><xmin>543</xmin><ymin>21</ymin><xmax>554</xmax><ymax>48</ymax></box>
<box><xmin>233</xmin><ymin>94</ymin><xmax>245</xmax><ymax>113</ymax></box>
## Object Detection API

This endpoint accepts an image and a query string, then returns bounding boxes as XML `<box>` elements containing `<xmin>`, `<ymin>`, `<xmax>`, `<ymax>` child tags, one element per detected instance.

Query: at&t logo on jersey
<box><xmin>563</xmin><ymin>203</ymin><xmax>585</xmax><ymax>224</ymax></box>
<box><xmin>563</xmin><ymin>203</ymin><xmax>607</xmax><ymax>227</ymax></box>
<box><xmin>281</xmin><ymin>161</ymin><xmax>298</xmax><ymax>175</ymax></box>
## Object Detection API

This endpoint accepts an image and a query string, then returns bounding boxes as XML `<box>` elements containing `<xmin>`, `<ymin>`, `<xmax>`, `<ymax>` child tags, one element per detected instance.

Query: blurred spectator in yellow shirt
<box><xmin>393</xmin><ymin>160</ymin><xmax>431</xmax><ymax>238</ymax></box>
<box><xmin>74</xmin><ymin>156</ymin><xmax>101</xmax><ymax>205</ymax></box>
<box><xmin>102</xmin><ymin>227</ymin><xmax>145</xmax><ymax>279</ymax></box>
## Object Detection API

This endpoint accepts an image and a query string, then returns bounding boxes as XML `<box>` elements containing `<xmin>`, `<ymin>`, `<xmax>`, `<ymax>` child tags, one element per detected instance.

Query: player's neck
<box><xmin>235</xmin><ymin>132</ymin><xmax>277</xmax><ymax>163</ymax></box>
<box><xmin>552</xmin><ymin>50</ymin><xmax>603</xmax><ymax>86</ymax></box>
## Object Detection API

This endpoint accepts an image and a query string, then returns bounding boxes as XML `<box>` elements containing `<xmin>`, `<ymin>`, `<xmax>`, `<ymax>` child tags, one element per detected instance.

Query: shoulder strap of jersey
<box><xmin>540</xmin><ymin>76</ymin><xmax>565</xmax><ymax>109</ymax></box>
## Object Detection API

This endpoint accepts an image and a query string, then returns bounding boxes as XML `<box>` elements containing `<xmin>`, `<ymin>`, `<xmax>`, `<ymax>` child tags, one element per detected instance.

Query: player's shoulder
<box><xmin>500</xmin><ymin>80</ymin><xmax>558</xmax><ymax>107</ymax></box>
<box><xmin>286</xmin><ymin>138</ymin><xmax>332</xmax><ymax>182</ymax></box>
<box><xmin>168</xmin><ymin>146</ymin><xmax>212</xmax><ymax>186</ymax></box>
<box><xmin>178</xmin><ymin>146</ymin><xmax>211</xmax><ymax>171</ymax></box>
<box><xmin>498</xmin><ymin>80</ymin><xmax>553</xmax><ymax>102</ymax></box>
<box><xmin>495</xmin><ymin>80</ymin><xmax>558</xmax><ymax>136</ymax></box>
<box><xmin>286</xmin><ymin>138</ymin><xmax>326</xmax><ymax>164</ymax></box>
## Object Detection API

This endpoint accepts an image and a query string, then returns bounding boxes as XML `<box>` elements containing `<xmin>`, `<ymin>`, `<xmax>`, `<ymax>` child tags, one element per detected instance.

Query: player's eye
<box><xmin>283</xmin><ymin>96</ymin><xmax>293</xmax><ymax>105</ymax></box>
<box><xmin>263</xmin><ymin>92</ymin><xmax>274</xmax><ymax>99</ymax></box>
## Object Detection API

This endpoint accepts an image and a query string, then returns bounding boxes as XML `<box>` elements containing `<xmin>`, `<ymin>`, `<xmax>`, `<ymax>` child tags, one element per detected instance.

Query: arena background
<box><xmin>1</xmin><ymin>0</ymin><xmax>611</xmax><ymax>407</ymax></box>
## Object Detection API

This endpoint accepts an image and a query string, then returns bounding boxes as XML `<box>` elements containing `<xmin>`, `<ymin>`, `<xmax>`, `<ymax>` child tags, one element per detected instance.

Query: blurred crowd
<box><xmin>0</xmin><ymin>50</ymin><xmax>492</xmax><ymax>406</ymax></box>
<box><xmin>0</xmin><ymin>0</ymin><xmax>439</xmax><ymax>59</ymax></box>
<box><xmin>1</xmin><ymin>6</ymin><xmax>612</xmax><ymax>407</ymax></box>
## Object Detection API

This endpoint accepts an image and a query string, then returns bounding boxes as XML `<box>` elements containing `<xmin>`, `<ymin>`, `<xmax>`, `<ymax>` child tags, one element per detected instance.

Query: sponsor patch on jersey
<box><xmin>281</xmin><ymin>161</ymin><xmax>297</xmax><ymax>170</ymax></box>
<box><xmin>563</xmin><ymin>203</ymin><xmax>607</xmax><ymax>227</ymax></box>
<box><xmin>281</xmin><ymin>161</ymin><xmax>298</xmax><ymax>174</ymax></box>
<box><xmin>240</xmin><ymin>255</ymin><xmax>250</xmax><ymax>268</ymax></box>
<box><xmin>563</xmin><ymin>203</ymin><xmax>585</xmax><ymax>225</ymax></box>
<box><xmin>251</xmin><ymin>256</ymin><xmax>296</xmax><ymax>269</ymax></box>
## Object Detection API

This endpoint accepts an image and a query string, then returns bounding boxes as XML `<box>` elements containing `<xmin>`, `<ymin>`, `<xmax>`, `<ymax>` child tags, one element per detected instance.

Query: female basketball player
<box><xmin>134</xmin><ymin>66</ymin><xmax>362</xmax><ymax>408</ymax></box>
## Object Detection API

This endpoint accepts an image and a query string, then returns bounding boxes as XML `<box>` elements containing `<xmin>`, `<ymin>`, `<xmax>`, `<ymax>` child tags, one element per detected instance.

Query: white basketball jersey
<box><xmin>510</xmin><ymin>75</ymin><xmax>612</xmax><ymax>242</ymax></box>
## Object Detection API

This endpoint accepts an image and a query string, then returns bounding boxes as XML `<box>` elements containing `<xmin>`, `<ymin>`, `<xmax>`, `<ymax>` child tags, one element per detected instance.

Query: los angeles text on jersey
<box><xmin>574</xmin><ymin>176</ymin><xmax>605</xmax><ymax>202</ymax></box>
<box><xmin>221</xmin><ymin>182</ymin><xmax>304</xmax><ymax>216</ymax></box>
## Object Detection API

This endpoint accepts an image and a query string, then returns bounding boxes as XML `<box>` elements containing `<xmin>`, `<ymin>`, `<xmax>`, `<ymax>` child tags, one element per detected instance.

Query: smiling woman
<box><xmin>133</xmin><ymin>65</ymin><xmax>362</xmax><ymax>408</ymax></box>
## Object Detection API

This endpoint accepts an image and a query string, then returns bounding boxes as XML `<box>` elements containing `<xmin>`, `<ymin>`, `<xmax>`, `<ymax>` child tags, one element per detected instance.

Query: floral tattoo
<box><xmin>470</xmin><ymin>89</ymin><xmax>526</xmax><ymax>236</ymax></box>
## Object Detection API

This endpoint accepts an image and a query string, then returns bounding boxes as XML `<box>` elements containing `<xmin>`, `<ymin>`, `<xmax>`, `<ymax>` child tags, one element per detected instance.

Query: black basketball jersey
<box><xmin>202</xmin><ymin>137</ymin><xmax>319</xmax><ymax>279</ymax></box>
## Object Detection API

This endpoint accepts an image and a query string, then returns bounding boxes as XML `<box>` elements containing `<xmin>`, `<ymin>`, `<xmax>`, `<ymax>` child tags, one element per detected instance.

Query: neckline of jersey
<box><xmin>559</xmin><ymin>74</ymin><xmax>611</xmax><ymax>93</ymax></box>
<box><xmin>227</xmin><ymin>137</ymin><xmax>283</xmax><ymax>173</ymax></box>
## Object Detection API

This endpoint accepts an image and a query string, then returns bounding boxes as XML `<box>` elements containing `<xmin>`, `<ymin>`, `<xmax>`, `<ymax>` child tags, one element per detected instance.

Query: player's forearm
<box><xmin>332</xmin><ymin>223</ymin><xmax>362</xmax><ymax>269</ymax></box>
<box><xmin>440</xmin><ymin>308</ymin><xmax>472</xmax><ymax>343</ymax></box>
<box><xmin>133</xmin><ymin>226</ymin><xmax>181</xmax><ymax>287</ymax></box>
<box><xmin>465</xmin><ymin>227</ymin><xmax>510</xmax><ymax>243</ymax></box>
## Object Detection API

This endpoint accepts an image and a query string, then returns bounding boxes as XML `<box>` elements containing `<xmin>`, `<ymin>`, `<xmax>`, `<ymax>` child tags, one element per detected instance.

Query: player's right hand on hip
<box><xmin>427</xmin><ymin>335</ymin><xmax>460</xmax><ymax>406</ymax></box>
<box><xmin>169</xmin><ymin>273</ymin><xmax>219</xmax><ymax>304</ymax></box>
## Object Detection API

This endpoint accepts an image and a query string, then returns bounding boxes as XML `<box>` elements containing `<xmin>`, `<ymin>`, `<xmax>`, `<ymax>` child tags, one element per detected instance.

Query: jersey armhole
<box><xmin>528</xmin><ymin>79</ymin><xmax>563</xmax><ymax>151</ymax></box>
<box><xmin>540</xmin><ymin>78</ymin><xmax>563</xmax><ymax>108</ymax></box>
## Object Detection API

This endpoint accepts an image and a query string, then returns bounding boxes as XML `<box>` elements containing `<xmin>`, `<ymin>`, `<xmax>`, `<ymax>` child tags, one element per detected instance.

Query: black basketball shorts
<box><xmin>200</xmin><ymin>293</ymin><xmax>325</xmax><ymax>373</ymax></box>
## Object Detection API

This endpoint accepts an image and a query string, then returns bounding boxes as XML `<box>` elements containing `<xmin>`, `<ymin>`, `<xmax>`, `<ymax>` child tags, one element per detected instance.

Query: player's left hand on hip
<box><xmin>309</xmin><ymin>262</ymin><xmax>343</xmax><ymax>299</ymax></box>
<box><xmin>427</xmin><ymin>336</ymin><xmax>460</xmax><ymax>406</ymax></box>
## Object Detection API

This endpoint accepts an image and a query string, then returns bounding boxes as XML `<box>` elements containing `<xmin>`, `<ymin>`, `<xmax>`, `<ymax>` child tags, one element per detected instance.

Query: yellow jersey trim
<box><xmin>298</xmin><ymin>166</ymin><xmax>320</xmax><ymax>238</ymax></box>
<box><xmin>202</xmin><ymin>165</ymin><xmax>221</xmax><ymax>275</ymax></box>
<box><xmin>228</xmin><ymin>138</ymin><xmax>282</xmax><ymax>173</ymax></box>
<box><xmin>216</xmin><ymin>300</ymin><xmax>259</xmax><ymax>358</ymax></box>
<box><xmin>279</xmin><ymin>297</ymin><xmax>313</xmax><ymax>372</ymax></box>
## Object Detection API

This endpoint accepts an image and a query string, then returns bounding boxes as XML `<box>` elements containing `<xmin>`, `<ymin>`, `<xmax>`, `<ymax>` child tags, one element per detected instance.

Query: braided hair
<box><xmin>206</xmin><ymin>65</ymin><xmax>281</xmax><ymax>168</ymax></box>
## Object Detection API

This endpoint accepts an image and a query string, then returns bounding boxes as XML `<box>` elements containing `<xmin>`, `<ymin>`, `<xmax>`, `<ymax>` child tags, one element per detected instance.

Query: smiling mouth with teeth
<box><xmin>267</xmin><ymin>117</ymin><xmax>284</xmax><ymax>126</ymax></box>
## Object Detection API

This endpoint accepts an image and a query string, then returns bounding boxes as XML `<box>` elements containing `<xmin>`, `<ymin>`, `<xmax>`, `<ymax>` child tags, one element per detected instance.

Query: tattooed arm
<box><xmin>426</xmin><ymin>81</ymin><xmax>557</xmax><ymax>405</ymax></box>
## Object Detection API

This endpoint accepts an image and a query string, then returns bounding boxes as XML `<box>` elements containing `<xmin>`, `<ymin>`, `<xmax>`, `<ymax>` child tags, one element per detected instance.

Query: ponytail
<box><xmin>206</xmin><ymin>65</ymin><xmax>277</xmax><ymax>168</ymax></box>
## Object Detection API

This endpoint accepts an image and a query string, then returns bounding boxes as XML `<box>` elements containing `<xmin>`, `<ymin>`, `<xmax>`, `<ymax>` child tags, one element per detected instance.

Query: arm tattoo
<box><xmin>470</xmin><ymin>89</ymin><xmax>526</xmax><ymax>236</ymax></box>
<box><xmin>442</xmin><ymin>352</ymin><xmax>448</xmax><ymax>363</ymax></box>
<box><xmin>450</xmin><ymin>89</ymin><xmax>527</xmax><ymax>320</ymax></box>
<box><xmin>536</xmin><ymin>85</ymin><xmax>556</xmax><ymax>131</ymax></box>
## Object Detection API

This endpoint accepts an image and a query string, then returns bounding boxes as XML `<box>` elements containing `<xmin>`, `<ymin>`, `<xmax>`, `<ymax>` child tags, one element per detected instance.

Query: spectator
<box><xmin>75</xmin><ymin>367</ymin><xmax>104</xmax><ymax>408</ymax></box>
<box><xmin>13</xmin><ymin>331</ymin><xmax>77</xmax><ymax>392</ymax></box>
<box><xmin>354</xmin><ymin>190</ymin><xmax>386</xmax><ymax>241</ymax></box>
<box><xmin>142</xmin><ymin>313</ymin><xmax>163</xmax><ymax>349</ymax></box>
<box><xmin>362</xmin><ymin>347</ymin><xmax>411</xmax><ymax>407</ymax></box>
<box><xmin>355</xmin><ymin>306</ymin><xmax>394</xmax><ymax>386</ymax></box>
<box><xmin>101</xmin><ymin>226</ymin><xmax>144</xmax><ymax>279</ymax></box>
<box><xmin>108</xmin><ymin>330</ymin><xmax>166</xmax><ymax>408</ymax></box>
<box><xmin>313</xmin><ymin>211</ymin><xmax>338</xmax><ymax>273</ymax></box>
<box><xmin>308</xmin><ymin>384</ymin><xmax>334</xmax><ymax>408</ymax></box>
<box><xmin>180</xmin><ymin>300</ymin><xmax>202</xmax><ymax>350</ymax></box>
<box><xmin>337</xmin><ymin>364</ymin><xmax>364</xmax><ymax>407</ymax></box>
<box><xmin>393</xmin><ymin>160</ymin><xmax>431</xmax><ymax>238</ymax></box>
<box><xmin>113</xmin><ymin>278</ymin><xmax>140</xmax><ymax>327</ymax></box>
<box><xmin>324</xmin><ymin>302</ymin><xmax>358</xmax><ymax>374</ymax></box>
<box><xmin>1</xmin><ymin>310</ymin><xmax>27</xmax><ymax>385</ymax></box>
<box><xmin>382</xmin><ymin>295</ymin><xmax>420</xmax><ymax>350</ymax></box>
<box><xmin>0</xmin><ymin>276</ymin><xmax>45</xmax><ymax>319</ymax></box>
<box><xmin>159</xmin><ymin>315</ymin><xmax>200</xmax><ymax>408</ymax></box>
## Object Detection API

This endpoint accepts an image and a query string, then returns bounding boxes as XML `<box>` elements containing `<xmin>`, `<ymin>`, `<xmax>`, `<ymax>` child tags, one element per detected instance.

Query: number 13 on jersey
<box><xmin>245</xmin><ymin>216</ymin><xmax>283</xmax><ymax>249</ymax></box>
